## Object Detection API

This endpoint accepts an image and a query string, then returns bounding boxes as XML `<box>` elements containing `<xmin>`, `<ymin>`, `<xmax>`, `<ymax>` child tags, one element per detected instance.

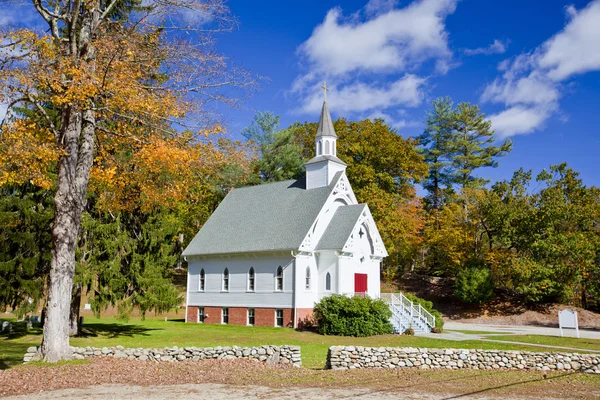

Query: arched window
<box><xmin>305</xmin><ymin>267</ymin><xmax>311</xmax><ymax>290</ymax></box>
<box><xmin>248</xmin><ymin>267</ymin><xmax>255</xmax><ymax>291</ymax></box>
<box><xmin>199</xmin><ymin>269</ymin><xmax>205</xmax><ymax>292</ymax></box>
<box><xmin>325</xmin><ymin>272</ymin><xmax>331</xmax><ymax>291</ymax></box>
<box><xmin>325</xmin><ymin>140</ymin><xmax>330</xmax><ymax>155</ymax></box>
<box><xmin>276</xmin><ymin>266</ymin><xmax>283</xmax><ymax>291</ymax></box>
<box><xmin>317</xmin><ymin>141</ymin><xmax>322</xmax><ymax>156</ymax></box>
<box><xmin>222</xmin><ymin>268</ymin><xmax>229</xmax><ymax>291</ymax></box>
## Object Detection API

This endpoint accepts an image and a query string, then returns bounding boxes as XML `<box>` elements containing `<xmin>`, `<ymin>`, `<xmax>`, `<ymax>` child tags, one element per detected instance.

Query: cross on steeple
<box><xmin>321</xmin><ymin>81</ymin><xmax>329</xmax><ymax>102</ymax></box>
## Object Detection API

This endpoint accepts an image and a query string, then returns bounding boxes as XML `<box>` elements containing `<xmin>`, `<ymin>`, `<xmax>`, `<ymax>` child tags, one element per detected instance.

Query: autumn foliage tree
<box><xmin>0</xmin><ymin>0</ymin><xmax>253</xmax><ymax>361</ymax></box>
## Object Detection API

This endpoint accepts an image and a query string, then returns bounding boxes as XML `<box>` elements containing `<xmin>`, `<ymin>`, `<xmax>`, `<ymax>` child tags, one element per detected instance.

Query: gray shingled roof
<box><xmin>182</xmin><ymin>177</ymin><xmax>334</xmax><ymax>256</ymax></box>
<box><xmin>316</xmin><ymin>101</ymin><xmax>337</xmax><ymax>138</ymax></box>
<box><xmin>316</xmin><ymin>204</ymin><xmax>366</xmax><ymax>250</ymax></box>
<box><xmin>304</xmin><ymin>154</ymin><xmax>347</xmax><ymax>166</ymax></box>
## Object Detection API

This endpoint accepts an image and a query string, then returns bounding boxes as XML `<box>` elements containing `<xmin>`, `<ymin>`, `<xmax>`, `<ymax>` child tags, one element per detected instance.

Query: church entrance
<box><xmin>354</xmin><ymin>273</ymin><xmax>368</xmax><ymax>296</ymax></box>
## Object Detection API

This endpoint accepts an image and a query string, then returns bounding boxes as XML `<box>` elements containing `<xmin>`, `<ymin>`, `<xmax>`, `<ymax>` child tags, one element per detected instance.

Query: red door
<box><xmin>354</xmin><ymin>273</ymin><xmax>368</xmax><ymax>296</ymax></box>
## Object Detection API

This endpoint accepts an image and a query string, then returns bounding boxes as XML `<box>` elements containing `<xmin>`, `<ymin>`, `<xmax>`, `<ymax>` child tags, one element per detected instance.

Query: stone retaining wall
<box><xmin>327</xmin><ymin>346</ymin><xmax>600</xmax><ymax>373</ymax></box>
<box><xmin>23</xmin><ymin>345</ymin><xmax>302</xmax><ymax>367</ymax></box>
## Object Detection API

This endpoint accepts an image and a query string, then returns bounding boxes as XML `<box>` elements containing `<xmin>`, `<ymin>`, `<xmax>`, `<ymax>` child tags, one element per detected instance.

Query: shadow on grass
<box><xmin>439</xmin><ymin>371</ymin><xmax>582</xmax><ymax>399</ymax></box>
<box><xmin>336</xmin><ymin>370</ymin><xmax>582</xmax><ymax>399</ymax></box>
<box><xmin>79</xmin><ymin>323</ymin><xmax>158</xmax><ymax>339</ymax></box>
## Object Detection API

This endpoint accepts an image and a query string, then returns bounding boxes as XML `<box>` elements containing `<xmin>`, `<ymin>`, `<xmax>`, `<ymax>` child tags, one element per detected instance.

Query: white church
<box><xmin>182</xmin><ymin>98</ymin><xmax>388</xmax><ymax>328</ymax></box>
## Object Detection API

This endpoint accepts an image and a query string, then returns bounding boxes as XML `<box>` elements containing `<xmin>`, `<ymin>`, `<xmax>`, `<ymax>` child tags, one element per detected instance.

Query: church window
<box><xmin>222</xmin><ymin>308</ymin><xmax>229</xmax><ymax>324</ymax></box>
<box><xmin>247</xmin><ymin>308</ymin><xmax>255</xmax><ymax>326</ymax></box>
<box><xmin>248</xmin><ymin>267</ymin><xmax>255</xmax><ymax>291</ymax></box>
<box><xmin>305</xmin><ymin>267</ymin><xmax>311</xmax><ymax>290</ymax></box>
<box><xmin>325</xmin><ymin>140</ymin><xmax>330</xmax><ymax>154</ymax></box>
<box><xmin>275</xmin><ymin>309</ymin><xmax>284</xmax><ymax>327</ymax></box>
<box><xmin>199</xmin><ymin>269</ymin><xmax>205</xmax><ymax>291</ymax></box>
<box><xmin>325</xmin><ymin>272</ymin><xmax>331</xmax><ymax>291</ymax></box>
<box><xmin>222</xmin><ymin>268</ymin><xmax>229</xmax><ymax>291</ymax></box>
<box><xmin>276</xmin><ymin>266</ymin><xmax>283</xmax><ymax>291</ymax></box>
<box><xmin>317</xmin><ymin>141</ymin><xmax>322</xmax><ymax>156</ymax></box>
<box><xmin>198</xmin><ymin>307</ymin><xmax>205</xmax><ymax>323</ymax></box>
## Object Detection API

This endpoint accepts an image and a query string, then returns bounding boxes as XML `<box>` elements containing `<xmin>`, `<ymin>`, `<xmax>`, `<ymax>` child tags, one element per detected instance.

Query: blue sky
<box><xmin>1</xmin><ymin>0</ymin><xmax>599</xmax><ymax>187</ymax></box>
<box><xmin>214</xmin><ymin>0</ymin><xmax>600</xmax><ymax>187</ymax></box>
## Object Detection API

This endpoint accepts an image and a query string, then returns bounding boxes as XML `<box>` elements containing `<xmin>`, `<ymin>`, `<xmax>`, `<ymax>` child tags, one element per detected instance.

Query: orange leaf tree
<box><xmin>0</xmin><ymin>0</ymin><xmax>253</xmax><ymax>361</ymax></box>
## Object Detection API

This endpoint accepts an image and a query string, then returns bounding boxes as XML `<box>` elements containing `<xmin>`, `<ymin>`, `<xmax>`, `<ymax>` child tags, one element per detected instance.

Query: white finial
<box><xmin>321</xmin><ymin>81</ymin><xmax>329</xmax><ymax>102</ymax></box>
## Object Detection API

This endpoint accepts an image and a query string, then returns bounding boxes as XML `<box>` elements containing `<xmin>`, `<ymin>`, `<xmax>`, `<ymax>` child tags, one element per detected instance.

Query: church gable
<box><xmin>298</xmin><ymin>172</ymin><xmax>358</xmax><ymax>252</ymax></box>
<box><xmin>340</xmin><ymin>206</ymin><xmax>388</xmax><ymax>259</ymax></box>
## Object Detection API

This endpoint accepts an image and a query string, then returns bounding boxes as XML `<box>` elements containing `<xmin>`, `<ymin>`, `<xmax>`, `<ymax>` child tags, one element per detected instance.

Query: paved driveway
<box><xmin>443</xmin><ymin>321</ymin><xmax>600</xmax><ymax>340</ymax></box>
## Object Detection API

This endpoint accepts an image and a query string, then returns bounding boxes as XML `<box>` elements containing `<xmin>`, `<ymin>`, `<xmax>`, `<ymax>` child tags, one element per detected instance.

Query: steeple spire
<box><xmin>316</xmin><ymin>101</ymin><xmax>337</xmax><ymax>139</ymax></box>
<box><xmin>304</xmin><ymin>84</ymin><xmax>347</xmax><ymax>190</ymax></box>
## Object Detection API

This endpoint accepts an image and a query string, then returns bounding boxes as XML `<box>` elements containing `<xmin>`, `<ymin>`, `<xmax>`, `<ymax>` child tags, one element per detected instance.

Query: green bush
<box><xmin>313</xmin><ymin>294</ymin><xmax>393</xmax><ymax>337</ymax></box>
<box><xmin>455</xmin><ymin>260</ymin><xmax>494</xmax><ymax>304</ymax></box>
<box><xmin>405</xmin><ymin>293</ymin><xmax>444</xmax><ymax>330</ymax></box>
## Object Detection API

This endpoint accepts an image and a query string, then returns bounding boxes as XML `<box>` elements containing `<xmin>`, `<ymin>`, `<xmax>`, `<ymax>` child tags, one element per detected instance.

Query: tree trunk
<box><xmin>41</xmin><ymin>106</ymin><xmax>95</xmax><ymax>362</ymax></box>
<box><xmin>69</xmin><ymin>283</ymin><xmax>82</xmax><ymax>336</ymax></box>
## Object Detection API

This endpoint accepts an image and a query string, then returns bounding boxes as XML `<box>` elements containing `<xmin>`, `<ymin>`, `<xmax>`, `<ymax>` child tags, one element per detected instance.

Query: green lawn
<box><xmin>2</xmin><ymin>317</ymin><xmax>599</xmax><ymax>370</ymax></box>
<box><xmin>484</xmin><ymin>334</ymin><xmax>600</xmax><ymax>351</ymax></box>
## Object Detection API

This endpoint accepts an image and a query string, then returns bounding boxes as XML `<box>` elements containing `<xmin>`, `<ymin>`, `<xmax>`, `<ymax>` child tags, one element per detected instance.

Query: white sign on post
<box><xmin>558</xmin><ymin>309</ymin><xmax>579</xmax><ymax>338</ymax></box>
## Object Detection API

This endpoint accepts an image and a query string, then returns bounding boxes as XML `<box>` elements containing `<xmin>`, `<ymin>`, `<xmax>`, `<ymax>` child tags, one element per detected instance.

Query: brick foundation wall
<box><xmin>203</xmin><ymin>306</ymin><xmax>222</xmax><ymax>324</ymax></box>
<box><xmin>187</xmin><ymin>306</ymin><xmax>300</xmax><ymax>327</ymax></box>
<box><xmin>186</xmin><ymin>306</ymin><xmax>198</xmax><ymax>323</ymax></box>
<box><xmin>229</xmin><ymin>307</ymin><xmax>247</xmax><ymax>326</ymax></box>
<box><xmin>295</xmin><ymin>308</ymin><xmax>314</xmax><ymax>328</ymax></box>
<box><xmin>254</xmin><ymin>308</ymin><xmax>276</xmax><ymax>327</ymax></box>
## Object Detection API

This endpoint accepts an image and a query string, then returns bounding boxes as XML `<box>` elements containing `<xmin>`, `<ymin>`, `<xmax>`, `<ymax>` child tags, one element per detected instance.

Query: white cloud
<box><xmin>488</xmin><ymin>105</ymin><xmax>555</xmax><ymax>138</ymax></box>
<box><xmin>483</xmin><ymin>0</ymin><xmax>600</xmax><ymax>137</ymax></box>
<box><xmin>366</xmin><ymin>110</ymin><xmax>420</xmax><ymax>130</ymax></box>
<box><xmin>464</xmin><ymin>39</ymin><xmax>508</xmax><ymax>56</ymax></box>
<box><xmin>538</xmin><ymin>1</ymin><xmax>600</xmax><ymax>81</ymax></box>
<box><xmin>292</xmin><ymin>0</ymin><xmax>455</xmax><ymax>117</ymax></box>
<box><xmin>297</xmin><ymin>0</ymin><xmax>456</xmax><ymax>77</ymax></box>
<box><xmin>482</xmin><ymin>72</ymin><xmax>559</xmax><ymax>106</ymax></box>
<box><xmin>296</xmin><ymin>74</ymin><xmax>426</xmax><ymax>114</ymax></box>
<box><xmin>364</xmin><ymin>0</ymin><xmax>398</xmax><ymax>17</ymax></box>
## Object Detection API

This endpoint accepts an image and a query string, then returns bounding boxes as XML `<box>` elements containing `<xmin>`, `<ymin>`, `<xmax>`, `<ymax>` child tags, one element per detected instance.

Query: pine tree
<box><xmin>451</xmin><ymin>103</ymin><xmax>512</xmax><ymax>189</ymax></box>
<box><xmin>0</xmin><ymin>184</ymin><xmax>53</xmax><ymax>318</ymax></box>
<box><xmin>418</xmin><ymin>97</ymin><xmax>456</xmax><ymax>210</ymax></box>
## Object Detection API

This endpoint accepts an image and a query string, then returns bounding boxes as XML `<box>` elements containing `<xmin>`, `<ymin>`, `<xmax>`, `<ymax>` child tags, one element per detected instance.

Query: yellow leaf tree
<box><xmin>0</xmin><ymin>0</ymin><xmax>253</xmax><ymax>362</ymax></box>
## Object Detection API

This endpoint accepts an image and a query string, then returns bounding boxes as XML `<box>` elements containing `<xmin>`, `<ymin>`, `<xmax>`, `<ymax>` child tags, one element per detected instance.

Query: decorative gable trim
<box><xmin>341</xmin><ymin>206</ymin><xmax>388</xmax><ymax>258</ymax></box>
<box><xmin>298</xmin><ymin>173</ymin><xmax>358</xmax><ymax>252</ymax></box>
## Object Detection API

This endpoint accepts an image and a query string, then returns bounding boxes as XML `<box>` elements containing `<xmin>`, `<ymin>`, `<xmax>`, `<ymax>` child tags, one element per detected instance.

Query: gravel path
<box><xmin>0</xmin><ymin>383</ymin><xmax>571</xmax><ymax>400</ymax></box>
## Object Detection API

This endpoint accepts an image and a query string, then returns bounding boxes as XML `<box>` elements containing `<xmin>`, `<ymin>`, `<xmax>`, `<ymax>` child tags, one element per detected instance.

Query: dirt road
<box><xmin>0</xmin><ymin>383</ymin><xmax>580</xmax><ymax>400</ymax></box>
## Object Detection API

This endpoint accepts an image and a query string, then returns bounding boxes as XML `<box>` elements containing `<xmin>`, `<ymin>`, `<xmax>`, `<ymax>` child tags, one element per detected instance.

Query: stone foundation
<box><xmin>327</xmin><ymin>346</ymin><xmax>600</xmax><ymax>373</ymax></box>
<box><xmin>23</xmin><ymin>345</ymin><xmax>302</xmax><ymax>367</ymax></box>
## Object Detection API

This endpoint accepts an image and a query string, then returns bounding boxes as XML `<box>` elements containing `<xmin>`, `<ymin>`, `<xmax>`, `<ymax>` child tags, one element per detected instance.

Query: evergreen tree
<box><xmin>0</xmin><ymin>184</ymin><xmax>53</xmax><ymax>318</ymax></box>
<box><xmin>418</xmin><ymin>97</ymin><xmax>455</xmax><ymax>210</ymax></box>
<box><xmin>451</xmin><ymin>103</ymin><xmax>512</xmax><ymax>189</ymax></box>
<box><xmin>241</xmin><ymin>111</ymin><xmax>280</xmax><ymax>149</ymax></box>
<box><xmin>78</xmin><ymin>206</ymin><xmax>183</xmax><ymax>321</ymax></box>
<box><xmin>256</xmin><ymin>128</ymin><xmax>305</xmax><ymax>182</ymax></box>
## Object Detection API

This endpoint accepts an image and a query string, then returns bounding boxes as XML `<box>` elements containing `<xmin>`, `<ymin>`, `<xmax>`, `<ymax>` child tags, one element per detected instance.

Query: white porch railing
<box><xmin>379</xmin><ymin>292</ymin><xmax>436</xmax><ymax>333</ymax></box>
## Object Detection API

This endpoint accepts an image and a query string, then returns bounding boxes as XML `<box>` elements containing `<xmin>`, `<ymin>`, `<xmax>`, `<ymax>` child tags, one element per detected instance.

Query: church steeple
<box><xmin>304</xmin><ymin>83</ymin><xmax>347</xmax><ymax>190</ymax></box>
<box><xmin>315</xmin><ymin>101</ymin><xmax>337</xmax><ymax>157</ymax></box>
